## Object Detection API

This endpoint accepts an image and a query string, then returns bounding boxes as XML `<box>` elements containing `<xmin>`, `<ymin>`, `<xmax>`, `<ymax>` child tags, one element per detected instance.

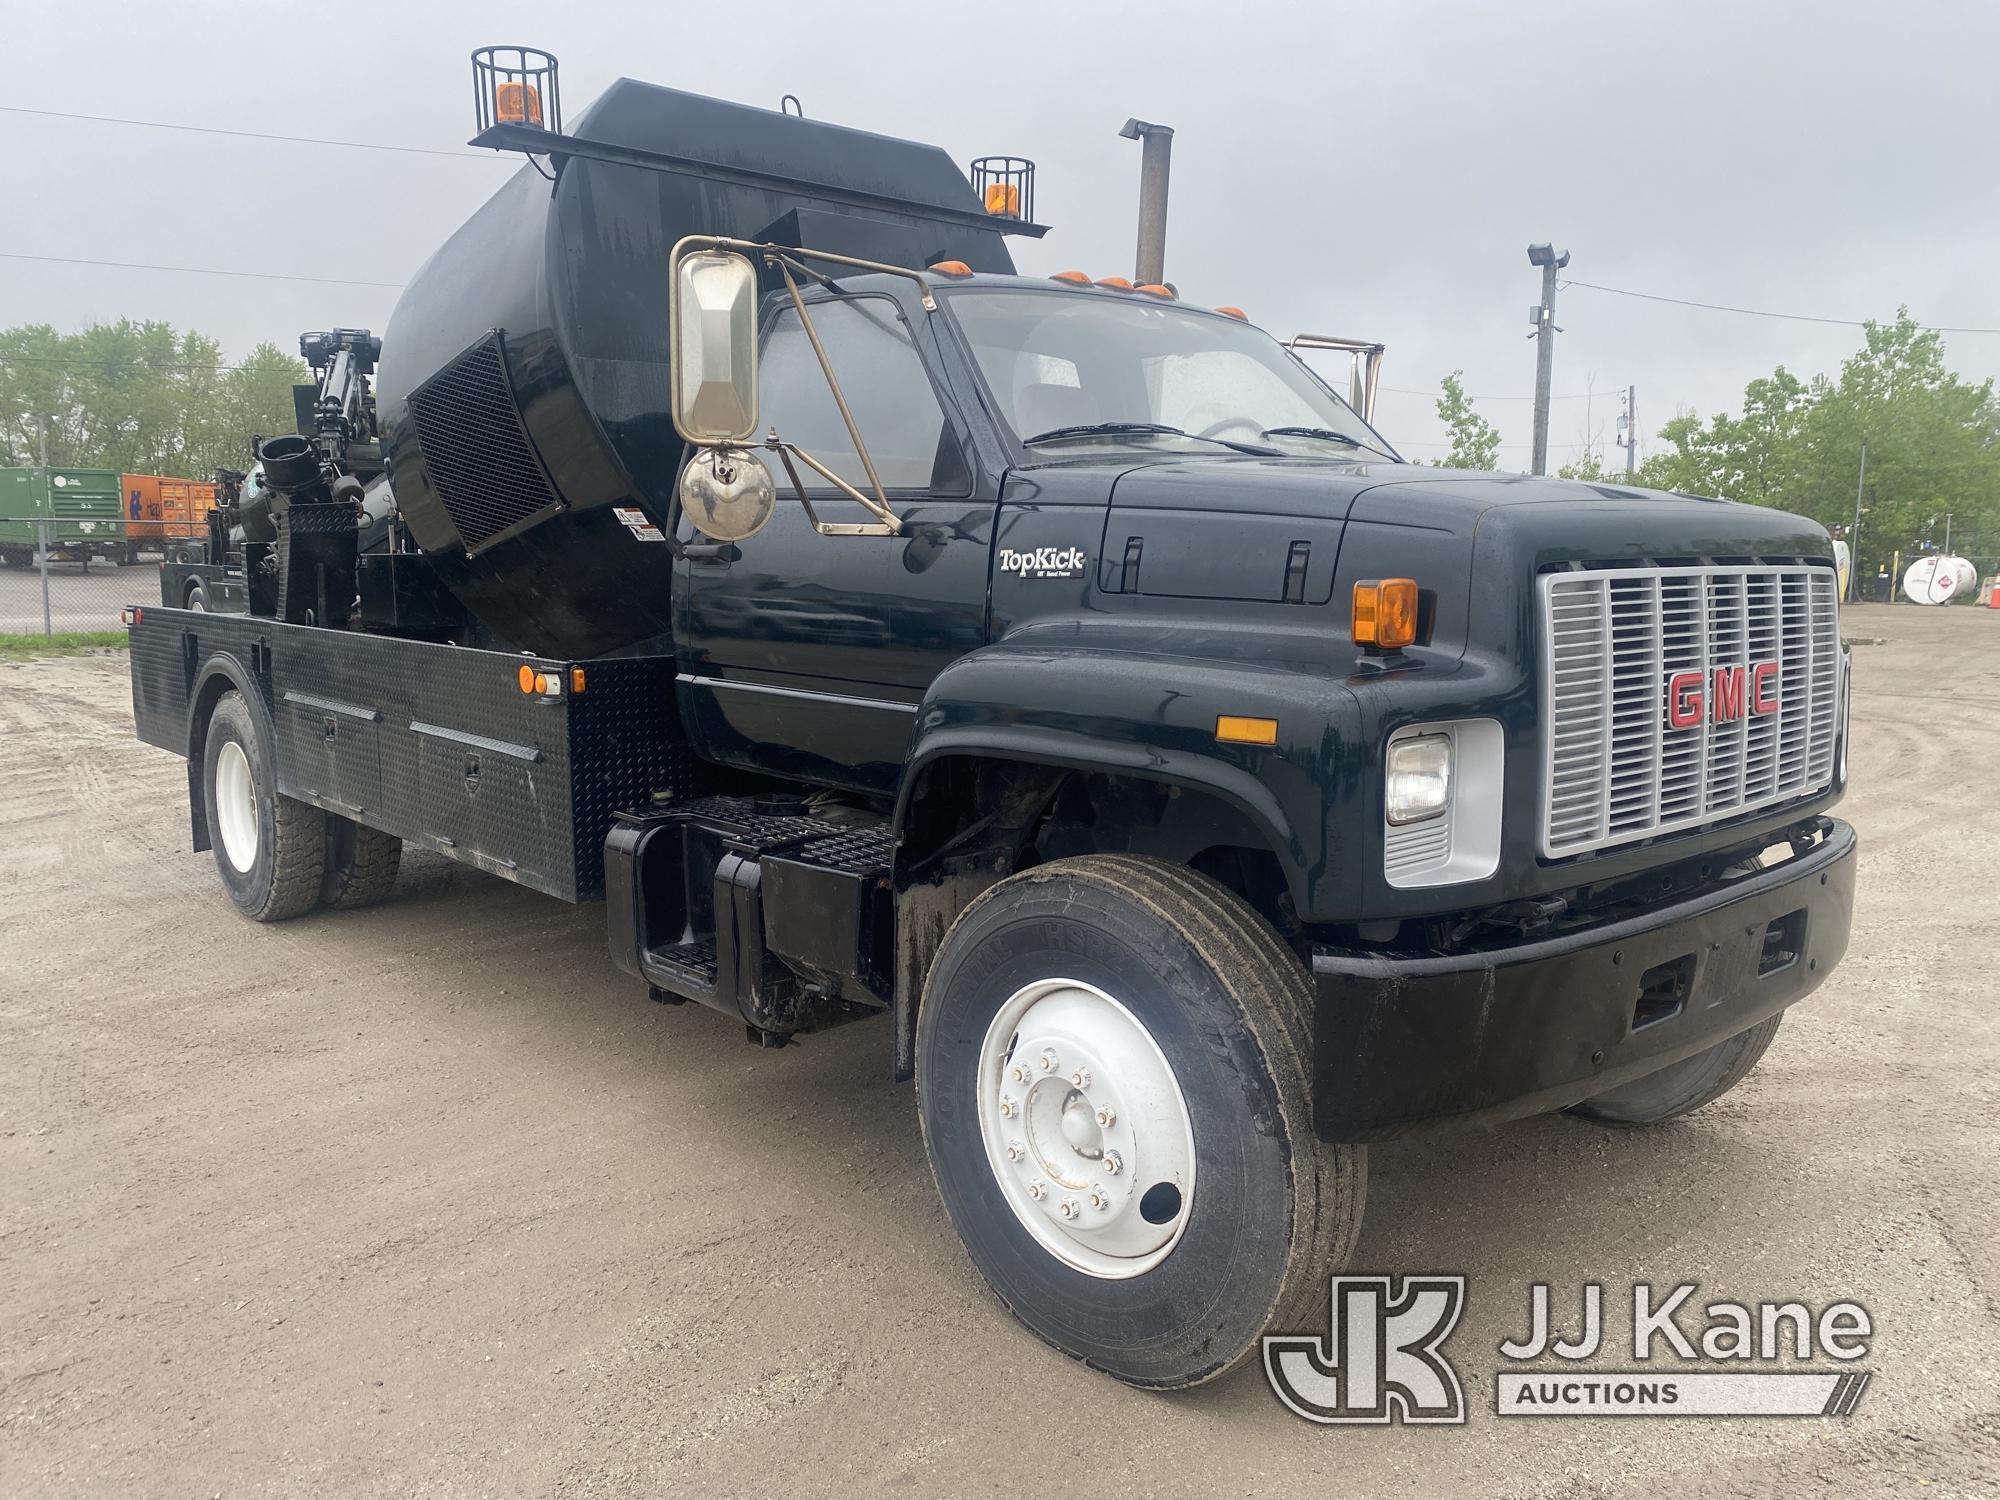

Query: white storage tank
<box><xmin>1902</xmin><ymin>554</ymin><xmax>1978</xmax><ymax>604</ymax></box>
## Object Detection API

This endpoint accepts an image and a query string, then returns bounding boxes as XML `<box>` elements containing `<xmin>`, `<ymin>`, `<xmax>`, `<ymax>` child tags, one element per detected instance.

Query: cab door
<box><xmin>678</xmin><ymin>292</ymin><xmax>993</xmax><ymax>795</ymax></box>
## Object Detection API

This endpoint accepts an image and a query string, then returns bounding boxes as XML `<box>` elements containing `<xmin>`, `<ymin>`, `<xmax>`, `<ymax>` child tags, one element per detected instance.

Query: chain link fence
<box><xmin>0</xmin><ymin>516</ymin><xmax>204</xmax><ymax>636</ymax></box>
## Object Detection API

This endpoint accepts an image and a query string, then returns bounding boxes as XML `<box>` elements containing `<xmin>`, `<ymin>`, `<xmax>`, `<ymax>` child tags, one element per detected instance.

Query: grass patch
<box><xmin>0</xmin><ymin>631</ymin><xmax>129</xmax><ymax>662</ymax></box>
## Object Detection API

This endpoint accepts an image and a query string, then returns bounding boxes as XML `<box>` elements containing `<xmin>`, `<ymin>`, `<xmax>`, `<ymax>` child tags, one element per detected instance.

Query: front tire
<box><xmin>1568</xmin><ymin>1015</ymin><xmax>1783</xmax><ymax>1127</ymax></box>
<box><xmin>201</xmin><ymin>690</ymin><xmax>324</xmax><ymax>921</ymax></box>
<box><xmin>917</xmin><ymin>854</ymin><xmax>1365</xmax><ymax>1389</ymax></box>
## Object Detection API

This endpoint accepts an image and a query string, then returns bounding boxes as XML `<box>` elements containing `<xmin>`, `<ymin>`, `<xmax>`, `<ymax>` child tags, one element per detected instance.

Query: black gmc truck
<box><xmin>124</xmin><ymin>60</ymin><xmax>1856</xmax><ymax>1390</ymax></box>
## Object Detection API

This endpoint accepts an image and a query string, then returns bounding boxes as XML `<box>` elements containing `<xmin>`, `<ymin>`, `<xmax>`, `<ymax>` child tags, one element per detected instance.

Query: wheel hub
<box><xmin>214</xmin><ymin>739</ymin><xmax>259</xmax><ymax>874</ymax></box>
<box><xmin>977</xmin><ymin>978</ymin><xmax>1195</xmax><ymax>1278</ymax></box>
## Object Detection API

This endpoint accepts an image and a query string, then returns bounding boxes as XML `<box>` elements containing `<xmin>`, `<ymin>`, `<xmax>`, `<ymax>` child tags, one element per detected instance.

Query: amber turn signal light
<box><xmin>1215</xmin><ymin>714</ymin><xmax>1279</xmax><ymax>746</ymax></box>
<box><xmin>1352</xmin><ymin>579</ymin><xmax>1419</xmax><ymax>650</ymax></box>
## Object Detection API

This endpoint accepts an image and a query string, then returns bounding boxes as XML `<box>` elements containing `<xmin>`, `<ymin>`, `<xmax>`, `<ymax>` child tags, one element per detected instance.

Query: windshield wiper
<box><xmin>1023</xmin><ymin>421</ymin><xmax>1278</xmax><ymax>456</ymax></box>
<box><xmin>1262</xmin><ymin>426</ymin><xmax>1395</xmax><ymax>460</ymax></box>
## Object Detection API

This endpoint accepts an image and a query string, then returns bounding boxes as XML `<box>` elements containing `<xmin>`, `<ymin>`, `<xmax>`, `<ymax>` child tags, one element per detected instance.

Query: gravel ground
<box><xmin>2</xmin><ymin>607</ymin><xmax>1996</xmax><ymax>1497</ymax></box>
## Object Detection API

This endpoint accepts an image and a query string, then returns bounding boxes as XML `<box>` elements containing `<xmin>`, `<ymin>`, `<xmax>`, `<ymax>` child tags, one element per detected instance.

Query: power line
<box><xmin>0</xmin><ymin>352</ymin><xmax>282</xmax><ymax>374</ymax></box>
<box><xmin>1562</xmin><ymin>278</ymin><xmax>2000</xmax><ymax>336</ymax></box>
<box><xmin>0</xmin><ymin>104</ymin><xmax>503</xmax><ymax>163</ymax></box>
<box><xmin>0</xmin><ymin>251</ymin><xmax>404</xmax><ymax>290</ymax></box>
<box><xmin>1382</xmin><ymin>384</ymin><xmax>1606</xmax><ymax>403</ymax></box>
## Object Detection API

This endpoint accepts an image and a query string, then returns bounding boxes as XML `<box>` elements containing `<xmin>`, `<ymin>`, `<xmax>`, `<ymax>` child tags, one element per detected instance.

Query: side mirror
<box><xmin>669</xmin><ymin>249</ymin><xmax>760</xmax><ymax>444</ymax></box>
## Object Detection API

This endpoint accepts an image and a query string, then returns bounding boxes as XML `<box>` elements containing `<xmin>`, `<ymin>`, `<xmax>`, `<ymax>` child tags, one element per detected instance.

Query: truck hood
<box><xmin>1090</xmin><ymin>455</ymin><xmax>1832</xmax><ymax>614</ymax></box>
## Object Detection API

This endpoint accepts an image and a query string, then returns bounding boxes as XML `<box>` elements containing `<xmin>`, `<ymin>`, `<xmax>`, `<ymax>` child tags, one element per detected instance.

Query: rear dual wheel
<box><xmin>201</xmin><ymin>689</ymin><xmax>401</xmax><ymax>920</ymax></box>
<box><xmin>917</xmin><ymin>855</ymin><xmax>1365</xmax><ymax>1390</ymax></box>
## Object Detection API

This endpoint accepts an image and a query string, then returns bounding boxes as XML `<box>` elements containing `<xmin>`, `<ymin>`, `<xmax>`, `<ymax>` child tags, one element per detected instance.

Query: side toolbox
<box><xmin>125</xmin><ymin>607</ymin><xmax>697</xmax><ymax>902</ymax></box>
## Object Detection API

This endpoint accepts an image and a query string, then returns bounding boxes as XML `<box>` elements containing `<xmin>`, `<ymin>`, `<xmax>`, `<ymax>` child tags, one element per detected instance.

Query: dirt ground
<box><xmin>3</xmin><ymin>608</ymin><xmax>1997</xmax><ymax>1498</ymax></box>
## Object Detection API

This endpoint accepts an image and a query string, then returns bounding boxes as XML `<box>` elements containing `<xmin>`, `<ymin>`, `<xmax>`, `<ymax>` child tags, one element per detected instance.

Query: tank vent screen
<box><xmin>406</xmin><ymin>332</ymin><xmax>563</xmax><ymax>553</ymax></box>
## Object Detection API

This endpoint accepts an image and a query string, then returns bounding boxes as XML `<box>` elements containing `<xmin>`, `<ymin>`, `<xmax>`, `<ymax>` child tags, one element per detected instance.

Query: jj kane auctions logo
<box><xmin>1265</xmin><ymin>1277</ymin><xmax>1874</xmax><ymax>1424</ymax></box>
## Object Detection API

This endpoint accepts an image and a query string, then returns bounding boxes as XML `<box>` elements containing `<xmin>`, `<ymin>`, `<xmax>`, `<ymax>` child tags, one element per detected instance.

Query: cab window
<box><xmin>757</xmin><ymin>298</ymin><xmax>968</xmax><ymax>493</ymax></box>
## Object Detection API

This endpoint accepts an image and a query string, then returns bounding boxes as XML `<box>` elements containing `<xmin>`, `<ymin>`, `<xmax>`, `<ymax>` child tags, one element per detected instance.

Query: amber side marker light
<box><xmin>1216</xmin><ymin>714</ymin><xmax>1279</xmax><ymax>746</ymax></box>
<box><xmin>517</xmin><ymin>663</ymin><xmax>537</xmax><ymax>694</ymax></box>
<box><xmin>1353</xmin><ymin>578</ymin><xmax>1419</xmax><ymax>650</ymax></box>
<box><xmin>570</xmin><ymin>667</ymin><xmax>587</xmax><ymax>694</ymax></box>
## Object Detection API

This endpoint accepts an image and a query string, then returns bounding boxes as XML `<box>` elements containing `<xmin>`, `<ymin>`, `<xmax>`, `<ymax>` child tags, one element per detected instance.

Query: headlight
<box><xmin>1386</xmin><ymin>733</ymin><xmax>1453</xmax><ymax>825</ymax></box>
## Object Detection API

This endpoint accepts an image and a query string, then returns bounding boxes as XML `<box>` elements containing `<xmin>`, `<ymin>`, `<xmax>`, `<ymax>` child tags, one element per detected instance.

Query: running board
<box><xmin>604</xmin><ymin>796</ymin><xmax>894</xmax><ymax>1043</ymax></box>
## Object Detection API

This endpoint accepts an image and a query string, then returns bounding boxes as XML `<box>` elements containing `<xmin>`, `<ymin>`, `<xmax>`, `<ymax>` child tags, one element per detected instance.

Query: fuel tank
<box><xmin>375</xmin><ymin>79</ymin><xmax>1015</xmax><ymax>658</ymax></box>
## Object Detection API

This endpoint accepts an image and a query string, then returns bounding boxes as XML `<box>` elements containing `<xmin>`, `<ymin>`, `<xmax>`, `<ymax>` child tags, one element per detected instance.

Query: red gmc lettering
<box><xmin>1667</xmin><ymin>672</ymin><xmax>1705</xmax><ymax>728</ymax></box>
<box><xmin>1751</xmin><ymin>662</ymin><xmax>1779</xmax><ymax>715</ymax></box>
<box><xmin>1711</xmin><ymin>665</ymin><xmax>1747</xmax><ymax>722</ymax></box>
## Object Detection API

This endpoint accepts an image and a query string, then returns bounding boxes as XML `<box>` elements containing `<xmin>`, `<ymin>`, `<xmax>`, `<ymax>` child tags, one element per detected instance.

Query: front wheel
<box><xmin>201</xmin><ymin>690</ymin><xmax>324</xmax><ymax>921</ymax></box>
<box><xmin>917</xmin><ymin>855</ymin><xmax>1365</xmax><ymax>1389</ymax></box>
<box><xmin>1568</xmin><ymin>1015</ymin><xmax>1783</xmax><ymax>1127</ymax></box>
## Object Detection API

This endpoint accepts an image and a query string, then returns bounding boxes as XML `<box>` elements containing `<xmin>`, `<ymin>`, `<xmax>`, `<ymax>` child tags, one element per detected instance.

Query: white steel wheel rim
<box><xmin>215</xmin><ymin>739</ymin><xmax>259</xmax><ymax>874</ymax></box>
<box><xmin>976</xmin><ymin>977</ymin><xmax>1196</xmax><ymax>1279</ymax></box>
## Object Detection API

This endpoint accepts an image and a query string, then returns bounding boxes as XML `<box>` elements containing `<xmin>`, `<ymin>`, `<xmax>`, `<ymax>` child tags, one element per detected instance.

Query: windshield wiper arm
<box><xmin>1023</xmin><ymin>421</ymin><xmax>1279</xmax><ymax>455</ymax></box>
<box><xmin>1262</xmin><ymin>426</ymin><xmax>1395</xmax><ymax>459</ymax></box>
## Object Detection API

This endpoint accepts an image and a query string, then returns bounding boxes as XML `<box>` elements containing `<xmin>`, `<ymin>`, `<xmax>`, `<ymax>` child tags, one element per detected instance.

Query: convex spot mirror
<box><xmin>679</xmin><ymin>446</ymin><xmax>776</xmax><ymax>543</ymax></box>
<box><xmin>670</xmin><ymin>249</ymin><xmax>760</xmax><ymax>444</ymax></box>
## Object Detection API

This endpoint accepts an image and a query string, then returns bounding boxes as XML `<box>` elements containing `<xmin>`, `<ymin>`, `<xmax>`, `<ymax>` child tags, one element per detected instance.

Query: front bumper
<box><xmin>1310</xmin><ymin>819</ymin><xmax>1857</xmax><ymax>1141</ymax></box>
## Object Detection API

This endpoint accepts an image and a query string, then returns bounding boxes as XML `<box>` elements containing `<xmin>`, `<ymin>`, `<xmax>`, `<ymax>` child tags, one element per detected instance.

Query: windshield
<box><xmin>944</xmin><ymin>288</ymin><xmax>1397</xmax><ymax>460</ymax></box>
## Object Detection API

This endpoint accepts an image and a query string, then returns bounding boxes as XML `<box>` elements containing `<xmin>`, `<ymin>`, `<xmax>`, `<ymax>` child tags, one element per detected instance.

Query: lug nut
<box><xmin>1095</xmin><ymin>1106</ymin><xmax>1117</xmax><ymax>1127</ymax></box>
<box><xmin>998</xmin><ymin>1096</ymin><xmax>1016</xmax><ymax>1118</ymax></box>
<box><xmin>1027</xmin><ymin>1180</ymin><xmax>1047</xmax><ymax>1200</ymax></box>
<box><xmin>1088</xmin><ymin>1189</ymin><xmax>1109</xmax><ymax>1210</ymax></box>
<box><xmin>1102</xmin><ymin>1151</ymin><xmax>1123</xmax><ymax>1175</ymax></box>
<box><xmin>1010</xmin><ymin>1065</ymin><xmax>1029</xmax><ymax>1084</ymax></box>
<box><xmin>1070</xmin><ymin>1068</ymin><xmax>1091</xmax><ymax>1088</ymax></box>
<box><xmin>1038</xmin><ymin>1050</ymin><xmax>1058</xmax><ymax>1072</ymax></box>
<box><xmin>1059</xmin><ymin>1198</ymin><xmax>1080</xmax><ymax>1219</ymax></box>
<box><xmin>1004</xmin><ymin>1141</ymin><xmax>1025</xmax><ymax>1161</ymax></box>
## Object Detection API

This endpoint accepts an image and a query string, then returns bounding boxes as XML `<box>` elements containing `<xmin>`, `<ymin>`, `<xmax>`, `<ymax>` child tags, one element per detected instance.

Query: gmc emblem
<box><xmin>1668</xmin><ymin>664</ymin><xmax>1779</xmax><ymax>728</ymax></box>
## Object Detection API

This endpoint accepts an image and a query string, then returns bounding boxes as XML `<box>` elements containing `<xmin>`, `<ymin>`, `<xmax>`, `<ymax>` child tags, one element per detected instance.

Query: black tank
<box><xmin>375</xmin><ymin>78</ymin><xmax>1017</xmax><ymax>658</ymax></box>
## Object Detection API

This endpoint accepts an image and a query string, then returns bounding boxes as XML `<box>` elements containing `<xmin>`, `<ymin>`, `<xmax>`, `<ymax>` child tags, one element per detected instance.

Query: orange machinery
<box><xmin>122</xmin><ymin>473</ymin><xmax>217</xmax><ymax>556</ymax></box>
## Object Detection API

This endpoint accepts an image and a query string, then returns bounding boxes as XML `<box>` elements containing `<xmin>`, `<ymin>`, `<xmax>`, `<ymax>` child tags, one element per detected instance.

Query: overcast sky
<box><xmin>7</xmin><ymin>0</ymin><xmax>1997</xmax><ymax>467</ymax></box>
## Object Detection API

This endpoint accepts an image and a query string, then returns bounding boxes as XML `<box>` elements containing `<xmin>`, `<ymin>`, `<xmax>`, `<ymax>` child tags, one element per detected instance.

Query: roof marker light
<box><xmin>931</xmin><ymin>260</ymin><xmax>974</xmax><ymax>277</ymax></box>
<box><xmin>1050</xmin><ymin>270</ymin><xmax>1091</xmax><ymax>285</ymax></box>
<box><xmin>1215</xmin><ymin>305</ymin><xmax>1248</xmax><ymax>321</ymax></box>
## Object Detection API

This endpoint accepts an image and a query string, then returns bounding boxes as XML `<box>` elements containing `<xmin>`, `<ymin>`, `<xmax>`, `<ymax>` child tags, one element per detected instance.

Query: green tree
<box><xmin>0</xmin><ymin>321</ymin><xmax>305</xmax><ymax>478</ymax></box>
<box><xmin>1636</xmin><ymin>309</ymin><xmax>2000</xmax><ymax>580</ymax></box>
<box><xmin>1432</xmin><ymin>371</ymin><xmax>1502</xmax><ymax>470</ymax></box>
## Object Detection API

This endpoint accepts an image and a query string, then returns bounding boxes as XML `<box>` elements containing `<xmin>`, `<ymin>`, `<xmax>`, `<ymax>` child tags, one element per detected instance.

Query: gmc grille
<box><xmin>1540</xmin><ymin>563</ymin><xmax>1840</xmax><ymax>857</ymax></box>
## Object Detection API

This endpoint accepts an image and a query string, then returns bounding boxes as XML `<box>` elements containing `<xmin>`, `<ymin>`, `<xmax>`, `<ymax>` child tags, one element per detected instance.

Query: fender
<box><xmin>894</xmin><ymin>642</ymin><xmax>1364</xmax><ymax>912</ymax></box>
<box><xmin>182</xmin><ymin>648</ymin><xmax>274</xmax><ymax>854</ymax></box>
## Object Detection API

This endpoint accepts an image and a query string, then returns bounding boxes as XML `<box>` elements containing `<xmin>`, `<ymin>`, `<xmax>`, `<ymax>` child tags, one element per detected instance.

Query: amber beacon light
<box><xmin>1352</xmin><ymin>578</ymin><xmax>1419</xmax><ymax>649</ymax></box>
<box><xmin>473</xmin><ymin>46</ymin><xmax>562</xmax><ymax>136</ymax></box>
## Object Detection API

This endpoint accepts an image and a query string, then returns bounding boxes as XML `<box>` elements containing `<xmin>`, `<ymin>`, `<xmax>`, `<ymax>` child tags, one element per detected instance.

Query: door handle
<box><xmin>683</xmin><ymin>542</ymin><xmax>741</xmax><ymax>565</ymax></box>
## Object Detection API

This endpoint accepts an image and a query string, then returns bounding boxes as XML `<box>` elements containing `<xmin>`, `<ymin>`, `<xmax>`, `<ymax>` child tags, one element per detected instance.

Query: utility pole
<box><xmin>1527</xmin><ymin>243</ymin><xmax>1570</xmax><ymax>476</ymax></box>
<box><xmin>1849</xmin><ymin>440</ymin><xmax>1867</xmax><ymax>603</ymax></box>
<box><xmin>1616</xmin><ymin>385</ymin><xmax>1638</xmax><ymax>474</ymax></box>
<box><xmin>1119</xmin><ymin>118</ymin><xmax>1174</xmax><ymax>286</ymax></box>
<box><xmin>35</xmin><ymin>414</ymin><xmax>52</xmax><ymax>637</ymax></box>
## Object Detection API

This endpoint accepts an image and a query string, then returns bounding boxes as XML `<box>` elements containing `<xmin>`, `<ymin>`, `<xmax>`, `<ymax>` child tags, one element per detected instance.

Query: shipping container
<box><xmin>122</xmin><ymin>473</ymin><xmax>216</xmax><ymax>560</ymax></box>
<box><xmin>0</xmin><ymin>467</ymin><xmax>125</xmax><ymax>564</ymax></box>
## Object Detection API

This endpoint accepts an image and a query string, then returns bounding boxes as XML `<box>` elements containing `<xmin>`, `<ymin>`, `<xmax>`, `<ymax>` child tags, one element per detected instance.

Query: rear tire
<box><xmin>201</xmin><ymin>690</ymin><xmax>324</xmax><ymax>921</ymax></box>
<box><xmin>184</xmin><ymin>579</ymin><xmax>210</xmax><ymax>611</ymax></box>
<box><xmin>917</xmin><ymin>854</ymin><xmax>1365</xmax><ymax>1389</ymax></box>
<box><xmin>321</xmin><ymin>815</ymin><xmax>402</xmax><ymax>909</ymax></box>
<box><xmin>1568</xmin><ymin>1015</ymin><xmax>1783</xmax><ymax>1127</ymax></box>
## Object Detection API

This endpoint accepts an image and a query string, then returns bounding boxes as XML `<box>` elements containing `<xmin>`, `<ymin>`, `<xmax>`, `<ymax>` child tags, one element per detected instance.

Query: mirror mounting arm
<box><xmin>766</xmin><ymin>434</ymin><xmax>902</xmax><ymax>537</ymax></box>
<box><xmin>765</xmin><ymin>255</ymin><xmax>903</xmax><ymax>535</ymax></box>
